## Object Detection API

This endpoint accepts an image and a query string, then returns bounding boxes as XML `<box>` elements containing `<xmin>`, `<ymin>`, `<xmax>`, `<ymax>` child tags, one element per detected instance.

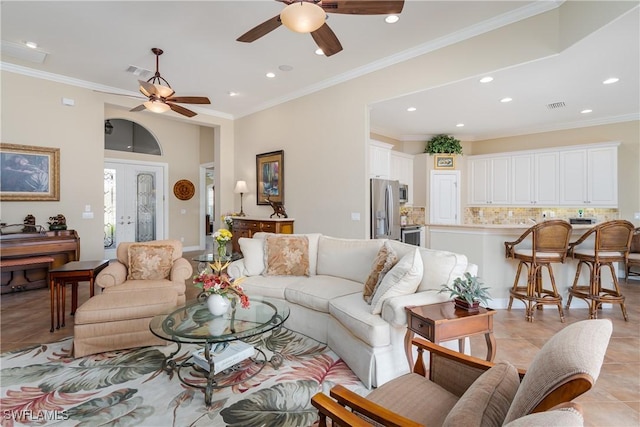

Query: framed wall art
<box><xmin>0</xmin><ymin>143</ymin><xmax>60</xmax><ymax>201</ymax></box>
<box><xmin>434</xmin><ymin>155</ymin><xmax>455</xmax><ymax>170</ymax></box>
<box><xmin>256</xmin><ymin>150</ymin><xmax>284</xmax><ymax>205</ymax></box>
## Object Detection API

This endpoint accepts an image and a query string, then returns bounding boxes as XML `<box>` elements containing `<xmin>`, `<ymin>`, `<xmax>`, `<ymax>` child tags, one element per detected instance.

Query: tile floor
<box><xmin>1</xmin><ymin>255</ymin><xmax>638</xmax><ymax>426</ymax></box>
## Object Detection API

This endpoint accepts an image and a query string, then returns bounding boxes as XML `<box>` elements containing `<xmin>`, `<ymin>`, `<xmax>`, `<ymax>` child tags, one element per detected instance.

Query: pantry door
<box><xmin>430</xmin><ymin>171</ymin><xmax>460</xmax><ymax>225</ymax></box>
<box><xmin>104</xmin><ymin>160</ymin><xmax>166</xmax><ymax>259</ymax></box>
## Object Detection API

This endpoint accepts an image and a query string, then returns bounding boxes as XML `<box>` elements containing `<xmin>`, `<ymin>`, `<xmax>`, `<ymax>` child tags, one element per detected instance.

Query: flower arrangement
<box><xmin>213</xmin><ymin>228</ymin><xmax>232</xmax><ymax>258</ymax></box>
<box><xmin>193</xmin><ymin>259</ymin><xmax>250</xmax><ymax>308</ymax></box>
<box><xmin>221</xmin><ymin>214</ymin><xmax>234</xmax><ymax>230</ymax></box>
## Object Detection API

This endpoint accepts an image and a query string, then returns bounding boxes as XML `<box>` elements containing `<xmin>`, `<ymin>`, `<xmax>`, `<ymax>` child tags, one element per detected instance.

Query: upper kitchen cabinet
<box><xmin>511</xmin><ymin>152</ymin><xmax>559</xmax><ymax>205</ymax></box>
<box><xmin>390</xmin><ymin>151</ymin><xmax>414</xmax><ymax>204</ymax></box>
<box><xmin>559</xmin><ymin>143</ymin><xmax>618</xmax><ymax>207</ymax></box>
<box><xmin>469</xmin><ymin>156</ymin><xmax>510</xmax><ymax>205</ymax></box>
<box><xmin>369</xmin><ymin>140</ymin><xmax>393</xmax><ymax>179</ymax></box>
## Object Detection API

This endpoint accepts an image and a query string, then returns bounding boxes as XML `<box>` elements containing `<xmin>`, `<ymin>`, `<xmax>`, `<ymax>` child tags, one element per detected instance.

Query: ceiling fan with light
<box><xmin>237</xmin><ymin>0</ymin><xmax>404</xmax><ymax>57</ymax></box>
<box><xmin>129</xmin><ymin>48</ymin><xmax>211</xmax><ymax>118</ymax></box>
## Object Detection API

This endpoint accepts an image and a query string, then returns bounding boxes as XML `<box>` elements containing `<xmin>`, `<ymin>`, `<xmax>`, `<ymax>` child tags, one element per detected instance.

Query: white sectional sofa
<box><xmin>227</xmin><ymin>233</ymin><xmax>477</xmax><ymax>388</ymax></box>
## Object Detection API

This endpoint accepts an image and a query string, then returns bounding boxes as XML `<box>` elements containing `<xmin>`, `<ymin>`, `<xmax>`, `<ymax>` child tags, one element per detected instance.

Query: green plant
<box><xmin>424</xmin><ymin>134</ymin><xmax>463</xmax><ymax>155</ymax></box>
<box><xmin>439</xmin><ymin>272</ymin><xmax>491</xmax><ymax>305</ymax></box>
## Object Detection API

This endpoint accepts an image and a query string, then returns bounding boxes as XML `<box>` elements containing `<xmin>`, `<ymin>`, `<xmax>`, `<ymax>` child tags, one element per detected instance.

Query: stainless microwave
<box><xmin>399</xmin><ymin>184</ymin><xmax>409</xmax><ymax>203</ymax></box>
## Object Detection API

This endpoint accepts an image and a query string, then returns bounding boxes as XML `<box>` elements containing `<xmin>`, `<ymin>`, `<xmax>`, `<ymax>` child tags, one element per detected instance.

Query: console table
<box><xmin>230</xmin><ymin>217</ymin><xmax>294</xmax><ymax>254</ymax></box>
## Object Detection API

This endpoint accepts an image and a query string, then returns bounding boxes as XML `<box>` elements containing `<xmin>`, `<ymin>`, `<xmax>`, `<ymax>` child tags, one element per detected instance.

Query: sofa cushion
<box><xmin>370</xmin><ymin>248</ymin><xmax>423</xmax><ymax>315</ymax></box>
<box><xmin>238</xmin><ymin>275</ymin><xmax>303</xmax><ymax>300</ymax></box>
<box><xmin>264</xmin><ymin>235</ymin><xmax>310</xmax><ymax>276</ymax></box>
<box><xmin>442</xmin><ymin>361</ymin><xmax>520</xmax><ymax>427</ymax></box>
<box><xmin>245</xmin><ymin>233</ymin><xmax>322</xmax><ymax>275</ymax></box>
<box><xmin>127</xmin><ymin>244</ymin><xmax>174</xmax><ymax>280</ymax></box>
<box><xmin>329</xmin><ymin>293</ymin><xmax>391</xmax><ymax>347</ymax></box>
<box><xmin>317</xmin><ymin>236</ymin><xmax>384</xmax><ymax>283</ymax></box>
<box><xmin>239</xmin><ymin>237</ymin><xmax>265</xmax><ymax>276</ymax></box>
<box><xmin>284</xmin><ymin>275</ymin><xmax>363</xmax><ymax>313</ymax></box>
<box><xmin>363</xmin><ymin>241</ymin><xmax>398</xmax><ymax>303</ymax></box>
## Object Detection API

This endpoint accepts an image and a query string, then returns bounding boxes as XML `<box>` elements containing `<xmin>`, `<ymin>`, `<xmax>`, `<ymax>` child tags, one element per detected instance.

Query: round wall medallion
<box><xmin>173</xmin><ymin>179</ymin><xmax>195</xmax><ymax>200</ymax></box>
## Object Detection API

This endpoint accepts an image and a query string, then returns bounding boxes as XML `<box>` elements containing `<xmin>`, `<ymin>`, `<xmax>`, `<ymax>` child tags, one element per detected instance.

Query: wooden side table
<box><xmin>405</xmin><ymin>301</ymin><xmax>496</xmax><ymax>369</ymax></box>
<box><xmin>49</xmin><ymin>260</ymin><xmax>109</xmax><ymax>330</ymax></box>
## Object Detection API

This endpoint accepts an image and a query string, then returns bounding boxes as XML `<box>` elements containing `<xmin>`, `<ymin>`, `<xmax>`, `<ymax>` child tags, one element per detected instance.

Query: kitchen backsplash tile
<box><xmin>401</xmin><ymin>206</ymin><xmax>425</xmax><ymax>225</ymax></box>
<box><xmin>464</xmin><ymin>207</ymin><xmax>619</xmax><ymax>225</ymax></box>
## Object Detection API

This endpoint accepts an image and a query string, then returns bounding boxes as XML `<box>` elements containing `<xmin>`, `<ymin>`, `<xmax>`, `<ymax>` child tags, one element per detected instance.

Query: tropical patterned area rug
<box><xmin>0</xmin><ymin>328</ymin><xmax>367</xmax><ymax>427</ymax></box>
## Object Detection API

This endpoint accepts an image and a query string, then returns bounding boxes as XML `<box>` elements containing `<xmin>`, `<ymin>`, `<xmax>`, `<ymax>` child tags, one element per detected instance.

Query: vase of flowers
<box><xmin>213</xmin><ymin>228</ymin><xmax>232</xmax><ymax>260</ymax></box>
<box><xmin>193</xmin><ymin>259</ymin><xmax>250</xmax><ymax>316</ymax></box>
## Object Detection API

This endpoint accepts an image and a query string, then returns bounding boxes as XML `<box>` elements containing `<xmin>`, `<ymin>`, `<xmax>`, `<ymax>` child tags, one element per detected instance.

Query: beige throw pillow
<box><xmin>369</xmin><ymin>248</ymin><xmax>423</xmax><ymax>315</ymax></box>
<box><xmin>263</xmin><ymin>235</ymin><xmax>310</xmax><ymax>276</ymax></box>
<box><xmin>127</xmin><ymin>244</ymin><xmax>174</xmax><ymax>280</ymax></box>
<box><xmin>442</xmin><ymin>361</ymin><xmax>520</xmax><ymax>427</ymax></box>
<box><xmin>363</xmin><ymin>242</ymin><xmax>398</xmax><ymax>303</ymax></box>
<box><xmin>238</xmin><ymin>237</ymin><xmax>265</xmax><ymax>276</ymax></box>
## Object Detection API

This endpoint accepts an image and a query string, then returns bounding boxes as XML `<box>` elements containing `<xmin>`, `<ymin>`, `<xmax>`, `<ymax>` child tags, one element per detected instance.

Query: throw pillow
<box><xmin>363</xmin><ymin>242</ymin><xmax>398</xmax><ymax>303</ymax></box>
<box><xmin>442</xmin><ymin>361</ymin><xmax>520</xmax><ymax>427</ymax></box>
<box><xmin>238</xmin><ymin>237</ymin><xmax>265</xmax><ymax>276</ymax></box>
<box><xmin>127</xmin><ymin>244</ymin><xmax>174</xmax><ymax>280</ymax></box>
<box><xmin>263</xmin><ymin>235</ymin><xmax>310</xmax><ymax>276</ymax></box>
<box><xmin>369</xmin><ymin>248</ymin><xmax>423</xmax><ymax>315</ymax></box>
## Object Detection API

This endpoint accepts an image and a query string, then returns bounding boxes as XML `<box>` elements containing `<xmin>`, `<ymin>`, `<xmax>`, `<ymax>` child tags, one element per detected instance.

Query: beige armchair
<box><xmin>73</xmin><ymin>240</ymin><xmax>192</xmax><ymax>357</ymax></box>
<box><xmin>312</xmin><ymin>319</ymin><xmax>612</xmax><ymax>427</ymax></box>
<box><xmin>95</xmin><ymin>239</ymin><xmax>191</xmax><ymax>304</ymax></box>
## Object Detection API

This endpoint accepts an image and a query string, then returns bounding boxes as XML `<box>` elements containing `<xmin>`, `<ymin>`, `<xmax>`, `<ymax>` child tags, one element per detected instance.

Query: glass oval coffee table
<box><xmin>149</xmin><ymin>295</ymin><xmax>290</xmax><ymax>406</ymax></box>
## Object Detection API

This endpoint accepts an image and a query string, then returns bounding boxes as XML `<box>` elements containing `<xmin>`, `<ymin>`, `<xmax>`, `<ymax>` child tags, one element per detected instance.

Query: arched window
<box><xmin>104</xmin><ymin>119</ymin><xmax>161</xmax><ymax>155</ymax></box>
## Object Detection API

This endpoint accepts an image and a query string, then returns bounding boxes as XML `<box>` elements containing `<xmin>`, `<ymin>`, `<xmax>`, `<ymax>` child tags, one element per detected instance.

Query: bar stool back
<box><xmin>505</xmin><ymin>220</ymin><xmax>572</xmax><ymax>322</ymax></box>
<box><xmin>566</xmin><ymin>219</ymin><xmax>634</xmax><ymax>321</ymax></box>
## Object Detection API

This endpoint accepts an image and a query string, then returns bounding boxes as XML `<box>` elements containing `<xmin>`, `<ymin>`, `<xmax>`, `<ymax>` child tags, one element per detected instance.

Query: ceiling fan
<box><xmin>237</xmin><ymin>0</ymin><xmax>404</xmax><ymax>57</ymax></box>
<box><xmin>129</xmin><ymin>48</ymin><xmax>211</xmax><ymax>118</ymax></box>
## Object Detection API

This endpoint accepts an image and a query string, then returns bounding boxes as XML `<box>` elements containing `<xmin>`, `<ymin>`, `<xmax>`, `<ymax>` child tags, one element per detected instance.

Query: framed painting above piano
<box><xmin>0</xmin><ymin>143</ymin><xmax>60</xmax><ymax>201</ymax></box>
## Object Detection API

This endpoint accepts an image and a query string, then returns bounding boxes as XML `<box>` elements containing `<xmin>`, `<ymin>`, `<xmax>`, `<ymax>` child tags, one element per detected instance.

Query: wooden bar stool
<box><xmin>505</xmin><ymin>220</ymin><xmax>572</xmax><ymax>322</ymax></box>
<box><xmin>625</xmin><ymin>227</ymin><xmax>640</xmax><ymax>282</ymax></box>
<box><xmin>566</xmin><ymin>220</ymin><xmax>633</xmax><ymax>321</ymax></box>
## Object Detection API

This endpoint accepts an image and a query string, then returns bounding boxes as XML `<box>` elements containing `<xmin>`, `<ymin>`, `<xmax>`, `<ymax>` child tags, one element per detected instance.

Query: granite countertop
<box><xmin>426</xmin><ymin>223</ymin><xmax>596</xmax><ymax>230</ymax></box>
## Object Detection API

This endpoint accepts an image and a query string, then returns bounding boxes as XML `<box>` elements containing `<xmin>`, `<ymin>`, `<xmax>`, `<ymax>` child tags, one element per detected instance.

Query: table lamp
<box><xmin>234</xmin><ymin>180</ymin><xmax>248</xmax><ymax>217</ymax></box>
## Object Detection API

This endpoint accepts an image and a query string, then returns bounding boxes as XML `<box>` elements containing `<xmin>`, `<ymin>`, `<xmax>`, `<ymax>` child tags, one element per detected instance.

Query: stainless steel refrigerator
<box><xmin>370</xmin><ymin>178</ymin><xmax>401</xmax><ymax>240</ymax></box>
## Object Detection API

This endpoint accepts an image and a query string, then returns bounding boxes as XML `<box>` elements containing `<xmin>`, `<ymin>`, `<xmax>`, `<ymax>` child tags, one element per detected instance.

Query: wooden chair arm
<box><xmin>311</xmin><ymin>392</ymin><xmax>373</xmax><ymax>427</ymax></box>
<box><xmin>504</xmin><ymin>228</ymin><xmax>533</xmax><ymax>258</ymax></box>
<box><xmin>329</xmin><ymin>385</ymin><xmax>423</xmax><ymax>427</ymax></box>
<box><xmin>567</xmin><ymin>227</ymin><xmax>597</xmax><ymax>257</ymax></box>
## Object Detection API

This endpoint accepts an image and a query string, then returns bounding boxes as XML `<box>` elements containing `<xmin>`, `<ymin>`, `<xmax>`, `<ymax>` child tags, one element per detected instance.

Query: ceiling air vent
<box><xmin>546</xmin><ymin>101</ymin><xmax>566</xmax><ymax>109</ymax></box>
<box><xmin>126</xmin><ymin>65</ymin><xmax>152</xmax><ymax>78</ymax></box>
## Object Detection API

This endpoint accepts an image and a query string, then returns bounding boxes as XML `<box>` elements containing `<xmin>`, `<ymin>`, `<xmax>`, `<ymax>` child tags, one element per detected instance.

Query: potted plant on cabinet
<box><xmin>439</xmin><ymin>272</ymin><xmax>491</xmax><ymax>312</ymax></box>
<box><xmin>424</xmin><ymin>134</ymin><xmax>463</xmax><ymax>155</ymax></box>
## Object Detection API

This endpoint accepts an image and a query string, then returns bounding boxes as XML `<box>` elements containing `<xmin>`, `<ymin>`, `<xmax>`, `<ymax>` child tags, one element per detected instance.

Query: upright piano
<box><xmin>0</xmin><ymin>228</ymin><xmax>80</xmax><ymax>294</ymax></box>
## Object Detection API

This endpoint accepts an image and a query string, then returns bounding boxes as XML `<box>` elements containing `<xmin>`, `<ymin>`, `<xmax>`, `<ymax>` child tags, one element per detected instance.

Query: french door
<box><xmin>104</xmin><ymin>160</ymin><xmax>166</xmax><ymax>259</ymax></box>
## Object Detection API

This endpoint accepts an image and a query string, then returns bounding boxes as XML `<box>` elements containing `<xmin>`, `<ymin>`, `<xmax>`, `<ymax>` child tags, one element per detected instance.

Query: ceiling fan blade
<box><xmin>237</xmin><ymin>15</ymin><xmax>282</xmax><ymax>42</ymax></box>
<box><xmin>168</xmin><ymin>102</ymin><xmax>197</xmax><ymax>118</ymax></box>
<box><xmin>166</xmin><ymin>96</ymin><xmax>211</xmax><ymax>105</ymax></box>
<box><xmin>130</xmin><ymin>104</ymin><xmax>147</xmax><ymax>112</ymax></box>
<box><xmin>93</xmin><ymin>89</ymin><xmax>145</xmax><ymax>100</ymax></box>
<box><xmin>322</xmin><ymin>0</ymin><xmax>404</xmax><ymax>14</ymax></box>
<box><xmin>138</xmin><ymin>80</ymin><xmax>156</xmax><ymax>97</ymax></box>
<box><xmin>311</xmin><ymin>23</ymin><xmax>343</xmax><ymax>57</ymax></box>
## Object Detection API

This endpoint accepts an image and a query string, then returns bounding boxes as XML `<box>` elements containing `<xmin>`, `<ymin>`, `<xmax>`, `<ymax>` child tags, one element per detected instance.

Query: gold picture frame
<box><xmin>434</xmin><ymin>155</ymin><xmax>455</xmax><ymax>170</ymax></box>
<box><xmin>0</xmin><ymin>143</ymin><xmax>60</xmax><ymax>201</ymax></box>
<box><xmin>256</xmin><ymin>150</ymin><xmax>284</xmax><ymax>205</ymax></box>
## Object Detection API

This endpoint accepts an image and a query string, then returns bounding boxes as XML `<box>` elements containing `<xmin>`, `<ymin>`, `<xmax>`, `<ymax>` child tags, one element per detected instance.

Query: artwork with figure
<box><xmin>1</xmin><ymin>153</ymin><xmax>49</xmax><ymax>193</ymax></box>
<box><xmin>0</xmin><ymin>144</ymin><xmax>60</xmax><ymax>201</ymax></box>
<box><xmin>261</xmin><ymin>161</ymin><xmax>279</xmax><ymax>197</ymax></box>
<box><xmin>256</xmin><ymin>150</ymin><xmax>284</xmax><ymax>205</ymax></box>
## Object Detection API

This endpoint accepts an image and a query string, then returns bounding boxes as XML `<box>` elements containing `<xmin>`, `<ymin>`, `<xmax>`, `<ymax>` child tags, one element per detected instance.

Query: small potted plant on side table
<box><xmin>439</xmin><ymin>272</ymin><xmax>491</xmax><ymax>312</ymax></box>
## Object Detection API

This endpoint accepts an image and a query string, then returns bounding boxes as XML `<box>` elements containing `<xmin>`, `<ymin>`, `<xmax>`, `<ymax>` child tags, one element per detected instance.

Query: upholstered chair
<box><xmin>312</xmin><ymin>319</ymin><xmax>612</xmax><ymax>427</ymax></box>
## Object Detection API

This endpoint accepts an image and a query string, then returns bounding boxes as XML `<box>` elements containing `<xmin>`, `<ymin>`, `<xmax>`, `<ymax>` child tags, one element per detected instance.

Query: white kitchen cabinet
<box><xmin>559</xmin><ymin>145</ymin><xmax>617</xmax><ymax>206</ymax></box>
<box><xmin>369</xmin><ymin>140</ymin><xmax>392</xmax><ymax>179</ymax></box>
<box><xmin>469</xmin><ymin>156</ymin><xmax>510</xmax><ymax>205</ymax></box>
<box><xmin>390</xmin><ymin>151</ymin><xmax>414</xmax><ymax>204</ymax></box>
<box><xmin>511</xmin><ymin>152</ymin><xmax>559</xmax><ymax>205</ymax></box>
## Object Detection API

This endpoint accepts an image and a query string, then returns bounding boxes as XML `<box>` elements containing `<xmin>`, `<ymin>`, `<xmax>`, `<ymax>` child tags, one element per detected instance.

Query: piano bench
<box><xmin>0</xmin><ymin>256</ymin><xmax>54</xmax><ymax>292</ymax></box>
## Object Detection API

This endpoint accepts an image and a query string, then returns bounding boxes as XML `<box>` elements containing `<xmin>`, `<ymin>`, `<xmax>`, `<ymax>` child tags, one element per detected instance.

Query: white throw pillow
<box><xmin>370</xmin><ymin>248</ymin><xmax>423</xmax><ymax>315</ymax></box>
<box><xmin>238</xmin><ymin>237</ymin><xmax>265</xmax><ymax>276</ymax></box>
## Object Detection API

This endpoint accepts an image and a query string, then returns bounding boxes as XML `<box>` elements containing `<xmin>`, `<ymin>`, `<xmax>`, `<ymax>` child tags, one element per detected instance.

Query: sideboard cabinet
<box><xmin>231</xmin><ymin>217</ymin><xmax>295</xmax><ymax>254</ymax></box>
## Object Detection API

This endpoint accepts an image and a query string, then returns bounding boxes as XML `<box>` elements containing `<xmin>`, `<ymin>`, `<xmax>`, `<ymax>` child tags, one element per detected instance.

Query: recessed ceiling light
<box><xmin>456</xmin><ymin>123</ymin><xmax>465</xmax><ymax>127</ymax></box>
<box><xmin>279</xmin><ymin>64</ymin><xmax>293</xmax><ymax>72</ymax></box>
<box><xmin>479</xmin><ymin>76</ymin><xmax>493</xmax><ymax>83</ymax></box>
<box><xmin>500</xmin><ymin>97</ymin><xmax>513</xmax><ymax>103</ymax></box>
<box><xmin>315</xmin><ymin>48</ymin><xmax>324</xmax><ymax>55</ymax></box>
<box><xmin>385</xmin><ymin>15</ymin><xmax>399</xmax><ymax>24</ymax></box>
<box><xmin>228</xmin><ymin>91</ymin><xmax>238</xmax><ymax>97</ymax></box>
<box><xmin>407</xmin><ymin>107</ymin><xmax>416</xmax><ymax>112</ymax></box>
<box><xmin>581</xmin><ymin>109</ymin><xmax>593</xmax><ymax>114</ymax></box>
<box><xmin>266</xmin><ymin>72</ymin><xmax>275</xmax><ymax>78</ymax></box>
<box><xmin>25</xmin><ymin>41</ymin><xmax>38</xmax><ymax>49</ymax></box>
<box><xmin>602</xmin><ymin>77</ymin><xmax>619</xmax><ymax>85</ymax></box>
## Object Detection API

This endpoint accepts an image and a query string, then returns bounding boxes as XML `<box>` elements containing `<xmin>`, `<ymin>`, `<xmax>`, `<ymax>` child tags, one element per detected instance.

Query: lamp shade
<box><xmin>144</xmin><ymin>100</ymin><xmax>170</xmax><ymax>113</ymax></box>
<box><xmin>280</xmin><ymin>2</ymin><xmax>326</xmax><ymax>33</ymax></box>
<box><xmin>234</xmin><ymin>180</ymin><xmax>249</xmax><ymax>194</ymax></box>
<box><xmin>153</xmin><ymin>83</ymin><xmax>175</xmax><ymax>98</ymax></box>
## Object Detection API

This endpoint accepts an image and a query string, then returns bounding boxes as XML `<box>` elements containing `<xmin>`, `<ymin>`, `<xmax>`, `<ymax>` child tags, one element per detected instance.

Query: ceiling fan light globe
<box><xmin>154</xmin><ymin>83</ymin><xmax>174</xmax><ymax>98</ymax></box>
<box><xmin>144</xmin><ymin>100</ymin><xmax>170</xmax><ymax>113</ymax></box>
<box><xmin>280</xmin><ymin>2</ymin><xmax>325</xmax><ymax>33</ymax></box>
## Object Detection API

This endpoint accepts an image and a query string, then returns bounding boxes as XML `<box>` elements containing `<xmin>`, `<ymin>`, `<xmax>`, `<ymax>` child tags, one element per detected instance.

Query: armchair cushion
<box><xmin>127</xmin><ymin>244</ymin><xmax>174</xmax><ymax>280</ymax></box>
<box><xmin>442</xmin><ymin>361</ymin><xmax>520</xmax><ymax>427</ymax></box>
<box><xmin>503</xmin><ymin>403</ymin><xmax>584</xmax><ymax>427</ymax></box>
